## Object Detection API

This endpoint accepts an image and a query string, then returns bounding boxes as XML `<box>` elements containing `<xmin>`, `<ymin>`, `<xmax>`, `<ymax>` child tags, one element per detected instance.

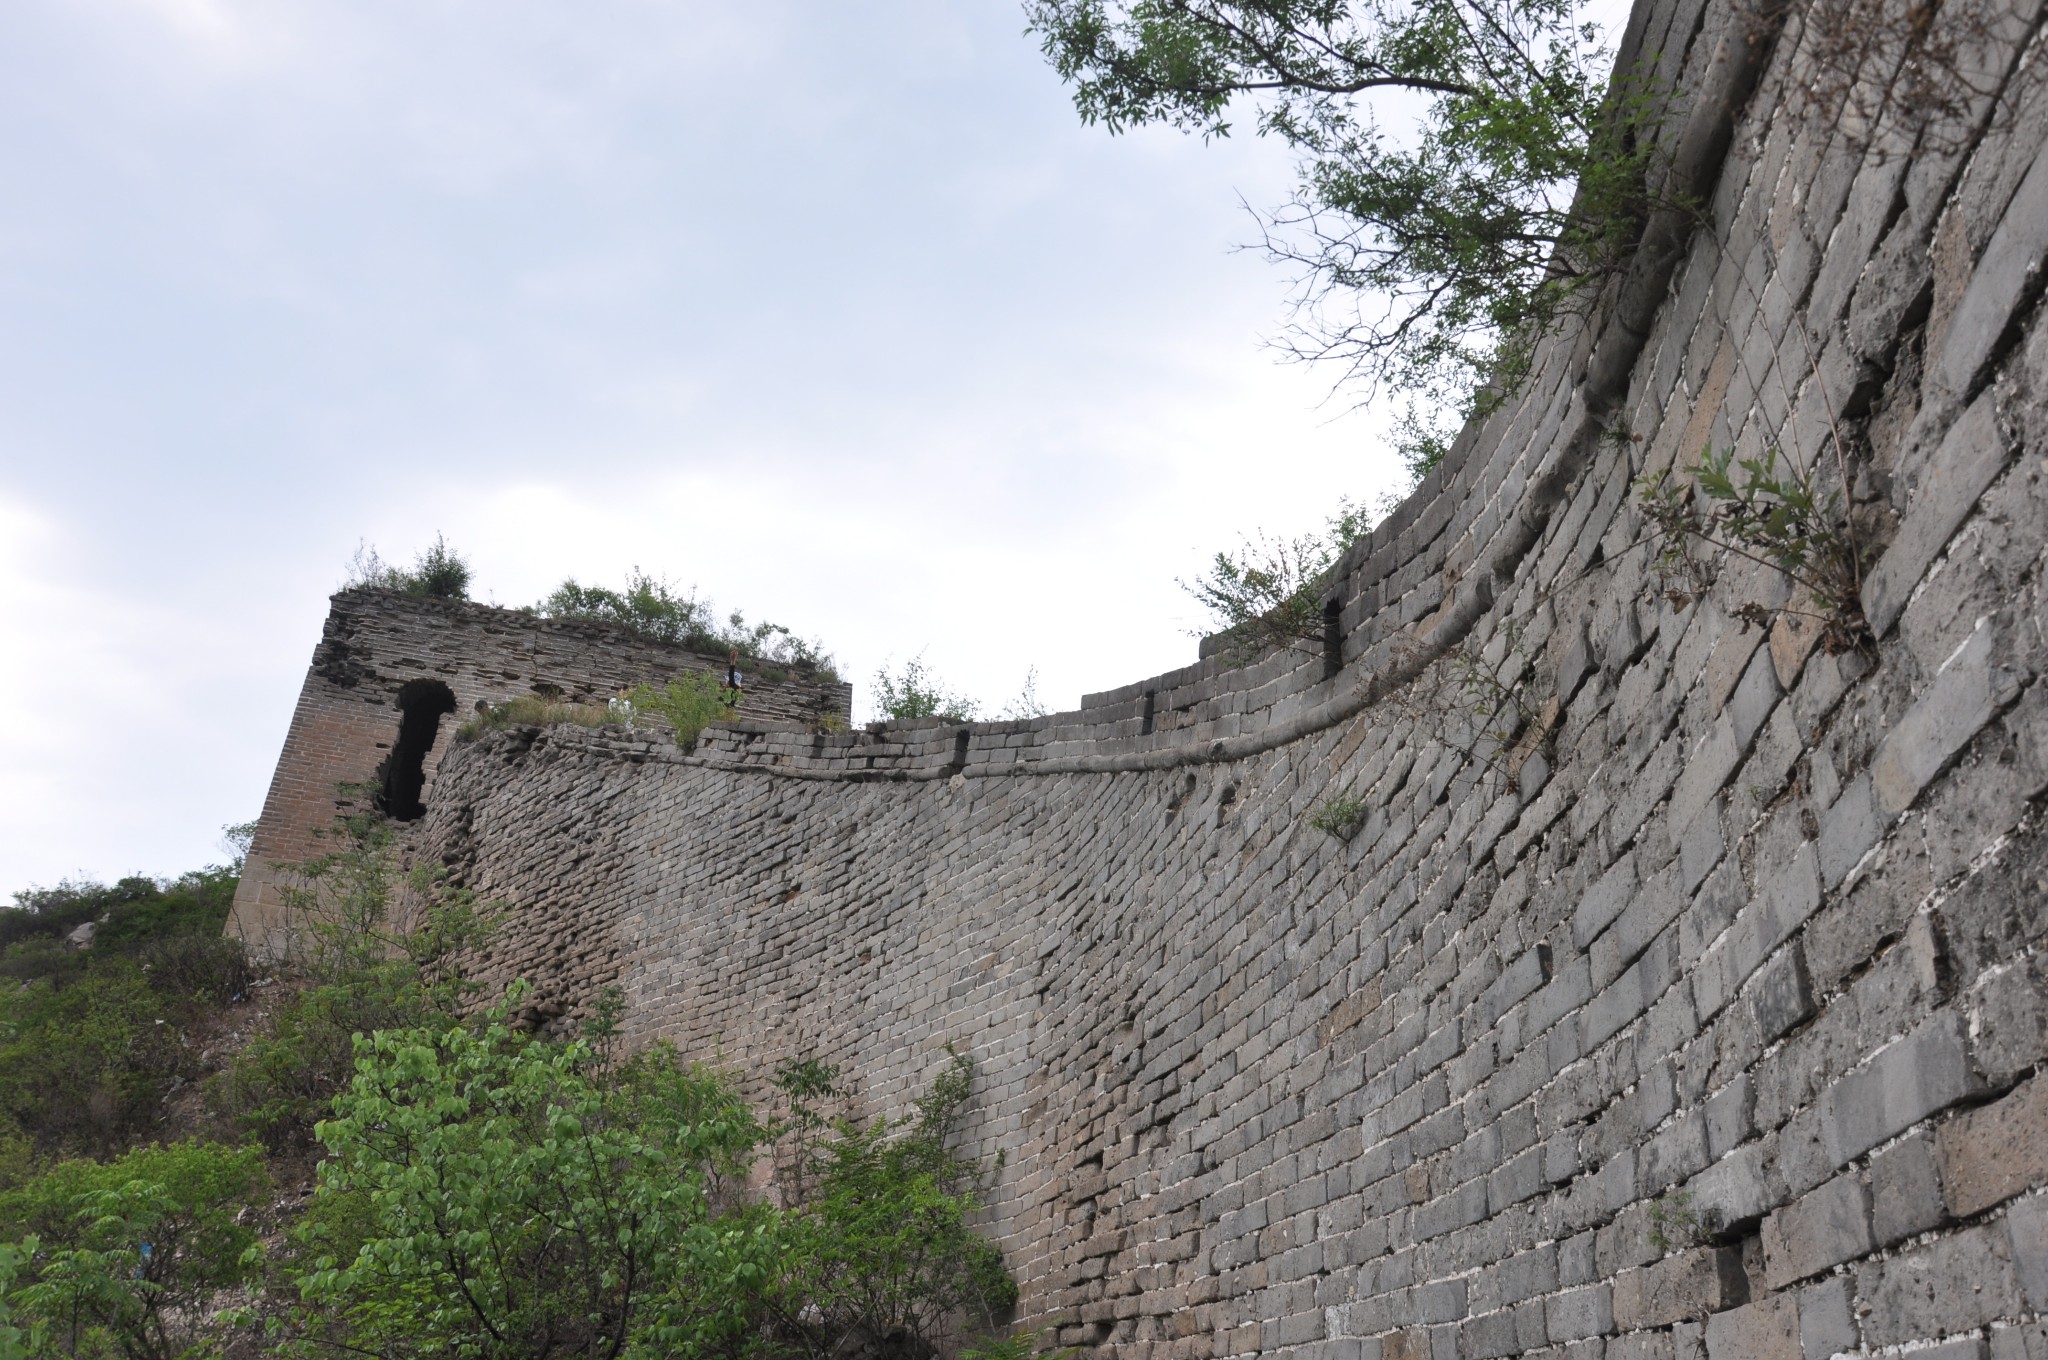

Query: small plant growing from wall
<box><xmin>1636</xmin><ymin>443</ymin><xmax>1873</xmax><ymax>652</ymax></box>
<box><xmin>1309</xmin><ymin>794</ymin><xmax>1370</xmax><ymax>841</ymax></box>
<box><xmin>1647</xmin><ymin>1189</ymin><xmax>1702</xmax><ymax>1255</ymax></box>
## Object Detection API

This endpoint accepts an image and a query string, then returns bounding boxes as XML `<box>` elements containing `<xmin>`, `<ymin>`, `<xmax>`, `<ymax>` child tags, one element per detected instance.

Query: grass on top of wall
<box><xmin>456</xmin><ymin>695</ymin><xmax>623</xmax><ymax>742</ymax></box>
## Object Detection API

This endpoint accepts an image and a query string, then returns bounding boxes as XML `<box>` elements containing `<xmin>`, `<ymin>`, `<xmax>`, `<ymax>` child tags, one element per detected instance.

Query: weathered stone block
<box><xmin>1868</xmin><ymin>396</ymin><xmax>2015</xmax><ymax>640</ymax></box>
<box><xmin>1797</xmin><ymin>1276</ymin><xmax>1856</xmax><ymax>1360</ymax></box>
<box><xmin>1821</xmin><ymin>1012</ymin><xmax>1981</xmax><ymax>1168</ymax></box>
<box><xmin>1704</xmin><ymin>1293</ymin><xmax>1800</xmax><ymax>1360</ymax></box>
<box><xmin>1613</xmin><ymin>1246</ymin><xmax>1748</xmax><ymax>1328</ymax></box>
<box><xmin>1853</xmin><ymin>1224</ymin><xmax>2023</xmax><ymax>1345</ymax></box>
<box><xmin>1546</xmin><ymin>1284</ymin><xmax>1614</xmax><ymax>1341</ymax></box>
<box><xmin>1937</xmin><ymin>1075</ymin><xmax>2048</xmax><ymax>1217</ymax></box>
<box><xmin>1750</xmin><ymin>947</ymin><xmax>1816</xmax><ymax>1044</ymax></box>
<box><xmin>1870</xmin><ymin>1132</ymin><xmax>1946</xmax><ymax>1246</ymax></box>
<box><xmin>2009</xmin><ymin>1193</ymin><xmax>2048</xmax><ymax>1312</ymax></box>
<box><xmin>1935</xmin><ymin>138</ymin><xmax>2048</xmax><ymax>398</ymax></box>
<box><xmin>1817</xmin><ymin>773</ymin><xmax>1878</xmax><ymax>890</ymax></box>
<box><xmin>1761</xmin><ymin>1171</ymin><xmax>1874</xmax><ymax>1289</ymax></box>
<box><xmin>1869</xmin><ymin>620</ymin><xmax>2002</xmax><ymax>818</ymax></box>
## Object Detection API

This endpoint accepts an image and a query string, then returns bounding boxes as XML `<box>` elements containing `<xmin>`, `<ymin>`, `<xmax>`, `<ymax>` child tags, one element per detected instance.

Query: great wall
<box><xmin>230</xmin><ymin>0</ymin><xmax>2048</xmax><ymax>1350</ymax></box>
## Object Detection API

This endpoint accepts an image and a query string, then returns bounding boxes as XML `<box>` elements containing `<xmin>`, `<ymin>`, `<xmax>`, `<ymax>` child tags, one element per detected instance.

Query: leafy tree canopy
<box><xmin>1028</xmin><ymin>0</ymin><xmax>1654</xmax><ymax>471</ymax></box>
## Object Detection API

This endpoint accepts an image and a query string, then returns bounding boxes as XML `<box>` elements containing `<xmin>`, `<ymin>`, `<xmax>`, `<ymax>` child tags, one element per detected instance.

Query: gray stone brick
<box><xmin>1460</xmin><ymin>1307</ymin><xmax>1520</xmax><ymax>1359</ymax></box>
<box><xmin>1670</xmin><ymin>715</ymin><xmax>1748</xmax><ymax>835</ymax></box>
<box><xmin>1705</xmin><ymin>1074</ymin><xmax>1756</xmax><ymax>1160</ymax></box>
<box><xmin>1817</xmin><ymin>773</ymin><xmax>1879</xmax><ymax>890</ymax></box>
<box><xmin>1690</xmin><ymin>1141</ymin><xmax>1778</xmax><ymax>1232</ymax></box>
<box><xmin>2009</xmin><ymin>1192</ymin><xmax>2048</xmax><ymax>1312</ymax></box>
<box><xmin>1762</xmin><ymin>1171</ymin><xmax>1874</xmax><ymax>1289</ymax></box>
<box><xmin>1613</xmin><ymin>1246</ymin><xmax>1748</xmax><ymax>1328</ymax></box>
<box><xmin>1546</xmin><ymin>1284</ymin><xmax>1614</xmax><ymax>1341</ymax></box>
<box><xmin>1798</xmin><ymin>1276</ymin><xmax>1856</xmax><ymax>1360</ymax></box>
<box><xmin>1498</xmin><ymin>1244</ymin><xmax>1559</xmax><ymax>1305</ymax></box>
<box><xmin>1854</xmin><ymin>1223</ymin><xmax>2024</xmax><ymax>1346</ymax></box>
<box><xmin>1750</xmin><ymin>946</ymin><xmax>1816</xmax><ymax>1044</ymax></box>
<box><xmin>1576</xmin><ymin>851</ymin><xmax>1643</xmax><ymax>952</ymax></box>
<box><xmin>1937</xmin><ymin>1074</ymin><xmax>2048</xmax><ymax>1217</ymax></box>
<box><xmin>1991</xmin><ymin>1321</ymin><xmax>2048</xmax><ymax>1360</ymax></box>
<box><xmin>1695</xmin><ymin>843</ymin><xmax>1822</xmax><ymax>1021</ymax></box>
<box><xmin>1967</xmin><ymin>957</ymin><xmax>2048</xmax><ymax>1087</ymax></box>
<box><xmin>1414</xmin><ymin>1277</ymin><xmax>1468</xmax><ymax>1324</ymax></box>
<box><xmin>1821</xmin><ymin>1011</ymin><xmax>1981</xmax><ymax>1168</ymax></box>
<box><xmin>1729</xmin><ymin>645</ymin><xmax>1784</xmax><ymax>750</ymax></box>
<box><xmin>1912</xmin><ymin>1339</ymin><xmax>1988</xmax><ymax>1360</ymax></box>
<box><xmin>1704</xmin><ymin>1294</ymin><xmax>1800</xmax><ymax>1360</ymax></box>
<box><xmin>1935</xmin><ymin>139</ymin><xmax>2048</xmax><ymax>398</ymax></box>
<box><xmin>1870</xmin><ymin>619</ymin><xmax>2002</xmax><ymax>818</ymax></box>
<box><xmin>1866</xmin><ymin>395</ymin><xmax>2015</xmax><ymax>639</ymax></box>
<box><xmin>1679</xmin><ymin>794</ymin><xmax>1727</xmax><ymax>894</ymax></box>
<box><xmin>1870</xmin><ymin>1132</ymin><xmax>1946</xmax><ymax>1246</ymax></box>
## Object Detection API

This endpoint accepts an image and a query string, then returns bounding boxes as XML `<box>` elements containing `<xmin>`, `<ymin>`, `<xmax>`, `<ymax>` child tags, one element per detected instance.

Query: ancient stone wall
<box><xmin>228</xmin><ymin>587</ymin><xmax>851</xmax><ymax>958</ymax></box>
<box><xmin>394</xmin><ymin>0</ymin><xmax>2048</xmax><ymax>1352</ymax></box>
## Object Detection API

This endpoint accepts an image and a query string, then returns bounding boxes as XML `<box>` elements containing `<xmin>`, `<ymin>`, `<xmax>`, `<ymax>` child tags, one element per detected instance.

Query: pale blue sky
<box><xmin>0</xmin><ymin>1</ymin><xmax>1433</xmax><ymax>890</ymax></box>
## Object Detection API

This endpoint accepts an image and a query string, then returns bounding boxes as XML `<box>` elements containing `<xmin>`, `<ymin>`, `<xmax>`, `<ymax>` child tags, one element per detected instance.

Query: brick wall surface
<box><xmin>322</xmin><ymin>0</ymin><xmax>2048</xmax><ymax>1351</ymax></box>
<box><xmin>227</xmin><ymin>588</ymin><xmax>851</xmax><ymax>957</ymax></box>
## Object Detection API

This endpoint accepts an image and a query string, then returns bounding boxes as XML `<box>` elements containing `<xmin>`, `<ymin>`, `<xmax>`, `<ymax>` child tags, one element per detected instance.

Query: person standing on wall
<box><xmin>724</xmin><ymin>650</ymin><xmax>744</xmax><ymax>707</ymax></box>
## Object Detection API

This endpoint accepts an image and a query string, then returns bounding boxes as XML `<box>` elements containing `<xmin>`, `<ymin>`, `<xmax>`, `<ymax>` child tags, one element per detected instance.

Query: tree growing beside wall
<box><xmin>1029</xmin><ymin>0</ymin><xmax>1659</xmax><ymax>475</ymax></box>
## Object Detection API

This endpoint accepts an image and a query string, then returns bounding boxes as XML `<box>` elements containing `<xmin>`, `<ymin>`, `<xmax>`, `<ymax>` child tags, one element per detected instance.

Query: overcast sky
<box><xmin>0</xmin><ymin>0</ymin><xmax>1428</xmax><ymax>892</ymax></box>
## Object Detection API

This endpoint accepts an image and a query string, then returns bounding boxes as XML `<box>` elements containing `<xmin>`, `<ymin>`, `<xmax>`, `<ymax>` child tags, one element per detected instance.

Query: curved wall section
<box><xmin>404</xmin><ymin>0</ymin><xmax>2048</xmax><ymax>1351</ymax></box>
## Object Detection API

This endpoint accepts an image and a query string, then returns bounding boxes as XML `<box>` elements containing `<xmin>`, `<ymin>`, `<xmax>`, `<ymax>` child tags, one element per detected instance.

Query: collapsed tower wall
<box><xmin>310</xmin><ymin>0</ymin><xmax>2048</xmax><ymax>1351</ymax></box>
<box><xmin>227</xmin><ymin>587</ymin><xmax>852</xmax><ymax>959</ymax></box>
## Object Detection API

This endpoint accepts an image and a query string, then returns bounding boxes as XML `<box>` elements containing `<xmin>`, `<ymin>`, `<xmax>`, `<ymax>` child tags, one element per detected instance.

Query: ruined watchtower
<box><xmin>227</xmin><ymin>587</ymin><xmax>852</xmax><ymax>957</ymax></box>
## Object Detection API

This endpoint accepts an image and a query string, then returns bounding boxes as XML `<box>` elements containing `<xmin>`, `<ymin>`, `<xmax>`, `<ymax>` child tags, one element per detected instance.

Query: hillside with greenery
<box><xmin>0</xmin><ymin>818</ymin><xmax>1023</xmax><ymax>1360</ymax></box>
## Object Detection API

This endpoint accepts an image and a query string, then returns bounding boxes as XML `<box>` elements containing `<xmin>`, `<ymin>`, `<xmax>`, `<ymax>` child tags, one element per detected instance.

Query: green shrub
<box><xmin>629</xmin><ymin>674</ymin><xmax>733</xmax><ymax>748</ymax></box>
<box><xmin>762</xmin><ymin>1050</ymin><xmax>1016</xmax><ymax>1351</ymax></box>
<box><xmin>1</xmin><ymin>868</ymin><xmax>240</xmax><ymax>990</ymax></box>
<box><xmin>217</xmin><ymin>965</ymin><xmax>449</xmax><ymax>1155</ymax></box>
<box><xmin>1309</xmin><ymin>796</ymin><xmax>1368</xmax><ymax>841</ymax></box>
<box><xmin>289</xmin><ymin>999</ymin><xmax>1015</xmax><ymax>1360</ymax></box>
<box><xmin>0</xmin><ymin>1142</ymin><xmax>268</xmax><ymax>1360</ymax></box>
<box><xmin>221</xmin><ymin>811</ymin><xmax>494</xmax><ymax>1152</ymax></box>
<box><xmin>0</xmin><ymin>965</ymin><xmax>195</xmax><ymax>1158</ymax></box>
<box><xmin>872</xmin><ymin>657</ymin><xmax>979</xmax><ymax>722</ymax></box>
<box><xmin>0</xmin><ymin>1240</ymin><xmax>26</xmax><ymax>1360</ymax></box>
<box><xmin>295</xmin><ymin>997</ymin><xmax>776</xmax><ymax>1360</ymax></box>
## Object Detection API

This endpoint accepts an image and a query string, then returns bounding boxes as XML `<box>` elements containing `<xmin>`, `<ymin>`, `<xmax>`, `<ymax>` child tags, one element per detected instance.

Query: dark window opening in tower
<box><xmin>377</xmin><ymin>679</ymin><xmax>458</xmax><ymax>822</ymax></box>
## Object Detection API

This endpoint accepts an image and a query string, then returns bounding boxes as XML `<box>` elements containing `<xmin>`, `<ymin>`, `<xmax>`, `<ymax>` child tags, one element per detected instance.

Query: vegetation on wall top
<box><xmin>535</xmin><ymin>569</ymin><xmax>840</xmax><ymax>680</ymax></box>
<box><xmin>343</xmin><ymin>534</ymin><xmax>473</xmax><ymax>601</ymax></box>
